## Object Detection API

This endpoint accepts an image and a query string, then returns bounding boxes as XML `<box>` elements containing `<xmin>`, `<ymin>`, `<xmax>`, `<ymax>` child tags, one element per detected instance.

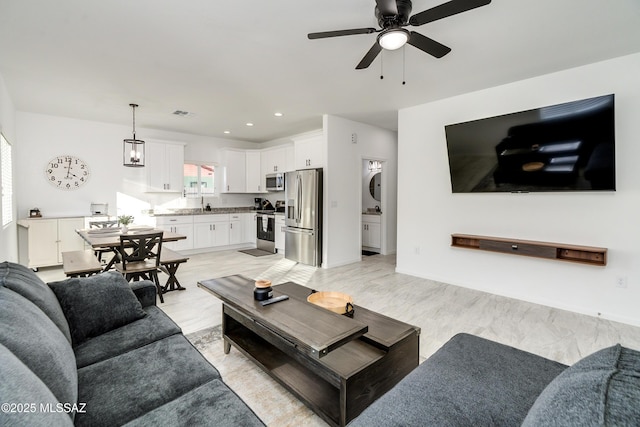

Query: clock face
<box><xmin>45</xmin><ymin>155</ymin><xmax>90</xmax><ymax>190</ymax></box>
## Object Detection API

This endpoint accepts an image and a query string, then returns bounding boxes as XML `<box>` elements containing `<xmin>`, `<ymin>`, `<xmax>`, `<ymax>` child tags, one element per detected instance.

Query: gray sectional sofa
<box><xmin>0</xmin><ymin>261</ymin><xmax>263</xmax><ymax>427</ymax></box>
<box><xmin>351</xmin><ymin>332</ymin><xmax>640</xmax><ymax>426</ymax></box>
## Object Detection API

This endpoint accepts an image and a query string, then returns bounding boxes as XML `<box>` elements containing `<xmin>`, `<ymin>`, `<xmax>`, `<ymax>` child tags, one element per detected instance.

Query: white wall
<box><xmin>0</xmin><ymin>74</ymin><xmax>17</xmax><ymax>261</ymax></box>
<box><xmin>15</xmin><ymin>112</ymin><xmax>261</xmax><ymax>220</ymax></box>
<box><xmin>397</xmin><ymin>53</ymin><xmax>640</xmax><ymax>326</ymax></box>
<box><xmin>324</xmin><ymin>115</ymin><xmax>398</xmax><ymax>268</ymax></box>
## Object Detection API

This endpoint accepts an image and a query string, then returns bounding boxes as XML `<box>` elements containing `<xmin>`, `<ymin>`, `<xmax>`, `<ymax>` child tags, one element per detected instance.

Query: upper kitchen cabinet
<box><xmin>293</xmin><ymin>130</ymin><xmax>325</xmax><ymax>169</ymax></box>
<box><xmin>146</xmin><ymin>141</ymin><xmax>185</xmax><ymax>192</ymax></box>
<box><xmin>262</xmin><ymin>145</ymin><xmax>294</xmax><ymax>174</ymax></box>
<box><xmin>246</xmin><ymin>150</ymin><xmax>263</xmax><ymax>193</ymax></box>
<box><xmin>221</xmin><ymin>149</ymin><xmax>246</xmax><ymax>193</ymax></box>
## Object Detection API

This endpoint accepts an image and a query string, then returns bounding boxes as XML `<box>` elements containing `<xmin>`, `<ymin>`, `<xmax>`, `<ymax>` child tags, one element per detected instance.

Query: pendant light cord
<box><xmin>130</xmin><ymin>103</ymin><xmax>138</xmax><ymax>139</ymax></box>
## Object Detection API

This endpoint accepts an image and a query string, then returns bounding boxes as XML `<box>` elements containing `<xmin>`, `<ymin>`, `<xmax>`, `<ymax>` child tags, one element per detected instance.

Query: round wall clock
<box><xmin>44</xmin><ymin>155</ymin><xmax>90</xmax><ymax>190</ymax></box>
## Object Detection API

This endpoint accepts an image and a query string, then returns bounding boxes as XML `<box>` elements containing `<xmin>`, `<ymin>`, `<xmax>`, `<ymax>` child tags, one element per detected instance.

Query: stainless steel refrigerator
<box><xmin>285</xmin><ymin>168</ymin><xmax>322</xmax><ymax>267</ymax></box>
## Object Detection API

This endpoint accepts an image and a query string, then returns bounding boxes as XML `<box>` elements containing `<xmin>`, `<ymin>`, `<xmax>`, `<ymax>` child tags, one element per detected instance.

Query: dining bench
<box><xmin>62</xmin><ymin>250</ymin><xmax>103</xmax><ymax>277</ymax></box>
<box><xmin>159</xmin><ymin>248</ymin><xmax>189</xmax><ymax>292</ymax></box>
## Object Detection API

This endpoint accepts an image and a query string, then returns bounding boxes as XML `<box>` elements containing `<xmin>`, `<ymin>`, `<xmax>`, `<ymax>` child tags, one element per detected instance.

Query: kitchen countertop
<box><xmin>146</xmin><ymin>207</ymin><xmax>274</xmax><ymax>216</ymax></box>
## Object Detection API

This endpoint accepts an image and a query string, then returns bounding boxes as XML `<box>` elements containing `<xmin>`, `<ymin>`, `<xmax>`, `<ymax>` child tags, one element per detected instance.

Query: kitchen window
<box><xmin>1</xmin><ymin>134</ymin><xmax>13</xmax><ymax>226</ymax></box>
<box><xmin>183</xmin><ymin>163</ymin><xmax>215</xmax><ymax>197</ymax></box>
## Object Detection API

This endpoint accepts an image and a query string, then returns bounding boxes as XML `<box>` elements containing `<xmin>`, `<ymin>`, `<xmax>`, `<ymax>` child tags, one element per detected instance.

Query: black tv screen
<box><xmin>445</xmin><ymin>94</ymin><xmax>615</xmax><ymax>193</ymax></box>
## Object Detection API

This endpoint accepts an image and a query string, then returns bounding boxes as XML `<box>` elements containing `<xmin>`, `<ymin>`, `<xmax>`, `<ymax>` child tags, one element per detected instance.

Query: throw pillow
<box><xmin>522</xmin><ymin>344</ymin><xmax>640</xmax><ymax>426</ymax></box>
<box><xmin>48</xmin><ymin>272</ymin><xmax>147</xmax><ymax>347</ymax></box>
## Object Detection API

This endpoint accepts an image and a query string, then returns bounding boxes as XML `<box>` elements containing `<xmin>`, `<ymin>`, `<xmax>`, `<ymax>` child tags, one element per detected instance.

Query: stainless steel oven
<box><xmin>265</xmin><ymin>173</ymin><xmax>284</xmax><ymax>192</ymax></box>
<box><xmin>256</xmin><ymin>212</ymin><xmax>276</xmax><ymax>253</ymax></box>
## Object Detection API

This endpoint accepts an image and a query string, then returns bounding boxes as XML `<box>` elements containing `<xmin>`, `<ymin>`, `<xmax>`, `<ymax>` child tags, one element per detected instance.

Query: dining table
<box><xmin>76</xmin><ymin>226</ymin><xmax>187</xmax><ymax>272</ymax></box>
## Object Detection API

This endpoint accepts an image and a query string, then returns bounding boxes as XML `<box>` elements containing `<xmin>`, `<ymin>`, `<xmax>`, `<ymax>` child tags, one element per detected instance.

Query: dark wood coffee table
<box><xmin>198</xmin><ymin>275</ymin><xmax>420</xmax><ymax>426</ymax></box>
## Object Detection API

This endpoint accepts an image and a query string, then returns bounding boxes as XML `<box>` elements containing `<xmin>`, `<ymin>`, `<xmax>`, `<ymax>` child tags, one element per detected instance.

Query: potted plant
<box><xmin>118</xmin><ymin>215</ymin><xmax>134</xmax><ymax>233</ymax></box>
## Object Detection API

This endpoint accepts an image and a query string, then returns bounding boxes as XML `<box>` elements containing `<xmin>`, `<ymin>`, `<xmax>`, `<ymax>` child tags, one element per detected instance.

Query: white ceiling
<box><xmin>1</xmin><ymin>0</ymin><xmax>639</xmax><ymax>143</ymax></box>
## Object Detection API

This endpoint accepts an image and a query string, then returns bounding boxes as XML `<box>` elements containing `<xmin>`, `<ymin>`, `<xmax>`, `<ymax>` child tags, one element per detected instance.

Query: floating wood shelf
<box><xmin>451</xmin><ymin>234</ymin><xmax>607</xmax><ymax>266</ymax></box>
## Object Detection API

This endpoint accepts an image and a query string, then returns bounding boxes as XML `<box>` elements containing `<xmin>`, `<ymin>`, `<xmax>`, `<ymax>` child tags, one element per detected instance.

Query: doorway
<box><xmin>362</xmin><ymin>159</ymin><xmax>383</xmax><ymax>255</ymax></box>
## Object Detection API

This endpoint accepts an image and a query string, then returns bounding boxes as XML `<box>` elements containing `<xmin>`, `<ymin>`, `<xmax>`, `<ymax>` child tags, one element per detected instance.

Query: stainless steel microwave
<box><xmin>265</xmin><ymin>173</ymin><xmax>284</xmax><ymax>191</ymax></box>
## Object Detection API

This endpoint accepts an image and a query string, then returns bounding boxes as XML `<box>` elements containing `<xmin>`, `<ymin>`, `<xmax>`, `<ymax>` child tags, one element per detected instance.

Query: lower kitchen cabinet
<box><xmin>152</xmin><ymin>212</ymin><xmax>256</xmax><ymax>253</ymax></box>
<box><xmin>275</xmin><ymin>214</ymin><xmax>286</xmax><ymax>253</ymax></box>
<box><xmin>229</xmin><ymin>214</ymin><xmax>243</xmax><ymax>245</ymax></box>
<box><xmin>193</xmin><ymin>215</ymin><xmax>230</xmax><ymax>249</ymax></box>
<box><xmin>18</xmin><ymin>217</ymin><xmax>85</xmax><ymax>268</ymax></box>
<box><xmin>244</xmin><ymin>213</ymin><xmax>257</xmax><ymax>244</ymax></box>
<box><xmin>154</xmin><ymin>216</ymin><xmax>194</xmax><ymax>251</ymax></box>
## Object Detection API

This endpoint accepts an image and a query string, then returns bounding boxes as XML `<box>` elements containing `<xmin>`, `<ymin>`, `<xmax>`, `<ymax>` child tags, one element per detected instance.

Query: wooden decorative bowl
<box><xmin>254</xmin><ymin>280</ymin><xmax>272</xmax><ymax>289</ymax></box>
<box><xmin>307</xmin><ymin>291</ymin><xmax>354</xmax><ymax>315</ymax></box>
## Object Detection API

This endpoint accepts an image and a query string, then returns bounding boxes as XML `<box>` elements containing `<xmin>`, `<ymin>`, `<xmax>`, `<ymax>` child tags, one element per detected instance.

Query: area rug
<box><xmin>185</xmin><ymin>326</ymin><xmax>326</xmax><ymax>427</ymax></box>
<box><xmin>239</xmin><ymin>248</ymin><xmax>276</xmax><ymax>257</ymax></box>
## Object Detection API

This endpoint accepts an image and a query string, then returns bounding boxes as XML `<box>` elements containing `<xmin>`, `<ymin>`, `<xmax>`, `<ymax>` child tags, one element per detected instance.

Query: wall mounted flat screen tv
<box><xmin>445</xmin><ymin>94</ymin><xmax>615</xmax><ymax>193</ymax></box>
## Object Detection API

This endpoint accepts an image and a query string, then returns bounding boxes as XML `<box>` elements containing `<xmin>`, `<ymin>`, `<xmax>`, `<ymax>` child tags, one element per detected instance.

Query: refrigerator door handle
<box><xmin>296</xmin><ymin>174</ymin><xmax>302</xmax><ymax>223</ymax></box>
<box><xmin>285</xmin><ymin>227</ymin><xmax>314</xmax><ymax>236</ymax></box>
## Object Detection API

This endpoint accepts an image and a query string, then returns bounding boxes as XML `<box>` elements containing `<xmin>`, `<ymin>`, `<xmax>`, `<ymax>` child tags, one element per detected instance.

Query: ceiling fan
<box><xmin>308</xmin><ymin>0</ymin><xmax>491</xmax><ymax>69</ymax></box>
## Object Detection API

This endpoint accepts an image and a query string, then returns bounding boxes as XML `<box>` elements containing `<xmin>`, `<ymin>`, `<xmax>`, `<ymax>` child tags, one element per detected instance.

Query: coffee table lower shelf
<box><xmin>222</xmin><ymin>304</ymin><xmax>417</xmax><ymax>426</ymax></box>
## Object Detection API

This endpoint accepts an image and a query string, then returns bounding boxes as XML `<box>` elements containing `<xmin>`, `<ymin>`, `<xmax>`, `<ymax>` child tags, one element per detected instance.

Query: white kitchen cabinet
<box><xmin>193</xmin><ymin>214</ymin><xmax>230</xmax><ymax>249</ymax></box>
<box><xmin>244</xmin><ymin>212</ymin><xmax>257</xmax><ymax>244</ymax></box>
<box><xmin>262</xmin><ymin>145</ymin><xmax>294</xmax><ymax>174</ymax></box>
<box><xmin>229</xmin><ymin>214</ymin><xmax>243</xmax><ymax>245</ymax></box>
<box><xmin>222</xmin><ymin>149</ymin><xmax>246</xmax><ymax>193</ymax></box>
<box><xmin>154</xmin><ymin>215</ymin><xmax>194</xmax><ymax>252</ymax></box>
<box><xmin>246</xmin><ymin>151</ymin><xmax>263</xmax><ymax>193</ymax></box>
<box><xmin>146</xmin><ymin>141</ymin><xmax>185</xmax><ymax>192</ymax></box>
<box><xmin>362</xmin><ymin>214</ymin><xmax>381</xmax><ymax>250</ymax></box>
<box><xmin>275</xmin><ymin>214</ymin><xmax>286</xmax><ymax>253</ymax></box>
<box><xmin>294</xmin><ymin>130</ymin><xmax>325</xmax><ymax>169</ymax></box>
<box><xmin>18</xmin><ymin>217</ymin><xmax>85</xmax><ymax>268</ymax></box>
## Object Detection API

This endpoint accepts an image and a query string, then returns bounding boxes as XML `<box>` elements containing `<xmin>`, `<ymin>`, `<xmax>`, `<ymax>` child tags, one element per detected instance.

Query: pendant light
<box><xmin>123</xmin><ymin>103</ymin><xmax>145</xmax><ymax>167</ymax></box>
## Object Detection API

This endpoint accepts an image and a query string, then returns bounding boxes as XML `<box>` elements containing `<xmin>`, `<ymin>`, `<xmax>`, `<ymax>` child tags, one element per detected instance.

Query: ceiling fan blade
<box><xmin>356</xmin><ymin>42</ymin><xmax>383</xmax><ymax>69</ymax></box>
<box><xmin>407</xmin><ymin>31</ymin><xmax>451</xmax><ymax>58</ymax></box>
<box><xmin>409</xmin><ymin>0</ymin><xmax>491</xmax><ymax>26</ymax></box>
<box><xmin>308</xmin><ymin>28</ymin><xmax>377</xmax><ymax>39</ymax></box>
<box><xmin>375</xmin><ymin>0</ymin><xmax>399</xmax><ymax>16</ymax></box>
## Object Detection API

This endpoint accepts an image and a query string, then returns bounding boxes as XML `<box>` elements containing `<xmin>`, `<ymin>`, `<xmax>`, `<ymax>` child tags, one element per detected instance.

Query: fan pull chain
<box><xmin>380</xmin><ymin>52</ymin><xmax>384</xmax><ymax>80</ymax></box>
<box><xmin>402</xmin><ymin>46</ymin><xmax>406</xmax><ymax>85</ymax></box>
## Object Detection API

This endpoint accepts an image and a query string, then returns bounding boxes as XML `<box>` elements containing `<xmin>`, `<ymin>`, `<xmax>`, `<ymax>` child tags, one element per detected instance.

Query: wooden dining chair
<box><xmin>89</xmin><ymin>220</ymin><xmax>120</xmax><ymax>264</ymax></box>
<box><xmin>114</xmin><ymin>231</ymin><xmax>165</xmax><ymax>302</ymax></box>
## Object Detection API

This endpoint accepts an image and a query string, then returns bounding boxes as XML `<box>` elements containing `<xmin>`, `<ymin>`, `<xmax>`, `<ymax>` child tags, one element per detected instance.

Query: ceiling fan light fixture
<box><xmin>377</xmin><ymin>28</ymin><xmax>409</xmax><ymax>50</ymax></box>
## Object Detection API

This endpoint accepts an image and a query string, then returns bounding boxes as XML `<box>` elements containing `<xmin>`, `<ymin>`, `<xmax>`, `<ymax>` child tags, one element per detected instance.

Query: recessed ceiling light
<box><xmin>223</xmin><ymin>130</ymin><xmax>231</xmax><ymax>134</ymax></box>
<box><xmin>246</xmin><ymin>122</ymin><xmax>254</xmax><ymax>127</ymax></box>
<box><xmin>274</xmin><ymin>112</ymin><xmax>283</xmax><ymax>117</ymax></box>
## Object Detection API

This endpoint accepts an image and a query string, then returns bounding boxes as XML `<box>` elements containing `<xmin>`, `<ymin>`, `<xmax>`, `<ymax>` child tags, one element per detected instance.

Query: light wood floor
<box><xmin>38</xmin><ymin>249</ymin><xmax>640</xmax><ymax>364</ymax></box>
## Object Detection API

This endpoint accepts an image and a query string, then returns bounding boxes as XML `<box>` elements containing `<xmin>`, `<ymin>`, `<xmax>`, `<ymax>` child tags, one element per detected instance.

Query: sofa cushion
<box><xmin>74</xmin><ymin>305</ymin><xmax>181</xmax><ymax>368</ymax></box>
<box><xmin>48</xmin><ymin>271</ymin><xmax>147</xmax><ymax>346</ymax></box>
<box><xmin>522</xmin><ymin>344</ymin><xmax>640</xmax><ymax>426</ymax></box>
<box><xmin>0</xmin><ymin>288</ymin><xmax>78</xmax><ymax>413</ymax></box>
<box><xmin>0</xmin><ymin>261</ymin><xmax>72</xmax><ymax>343</ymax></box>
<box><xmin>0</xmin><ymin>343</ymin><xmax>74</xmax><ymax>427</ymax></box>
<box><xmin>122</xmin><ymin>379</ymin><xmax>264</xmax><ymax>427</ymax></box>
<box><xmin>349</xmin><ymin>333</ymin><xmax>567</xmax><ymax>427</ymax></box>
<box><xmin>75</xmin><ymin>334</ymin><xmax>221</xmax><ymax>427</ymax></box>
